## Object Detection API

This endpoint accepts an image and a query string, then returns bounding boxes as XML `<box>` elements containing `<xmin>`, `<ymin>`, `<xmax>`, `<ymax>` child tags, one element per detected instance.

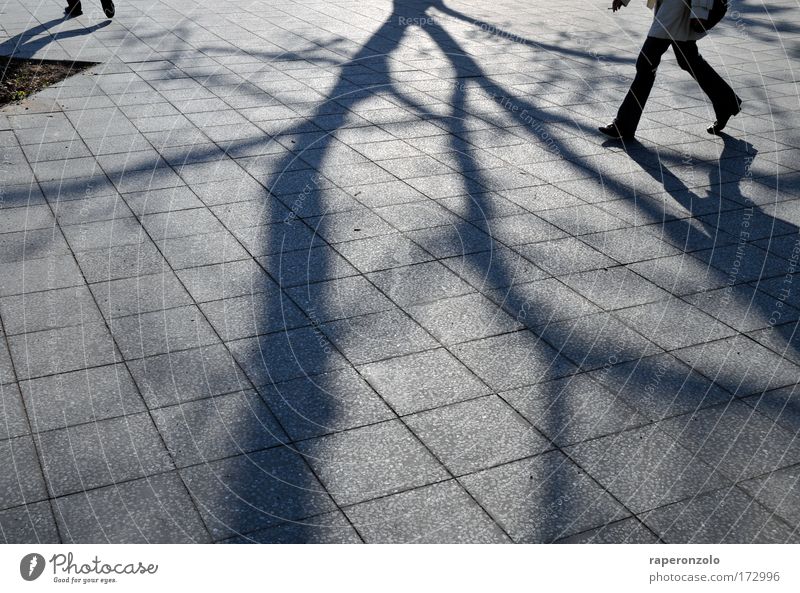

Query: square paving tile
<box><xmin>228</xmin><ymin>326</ymin><xmax>349</xmax><ymax>386</ymax></box>
<box><xmin>110</xmin><ymin>305</ymin><xmax>219</xmax><ymax>359</ymax></box>
<box><xmin>368</xmin><ymin>261</ymin><xmax>474</xmax><ymax>308</ymax></box>
<box><xmin>180</xmin><ymin>446</ymin><xmax>336</xmax><ymax>540</ymax></box>
<box><xmin>36</xmin><ymin>413</ymin><xmax>173</xmax><ymax>498</ymax></box>
<box><xmin>152</xmin><ymin>390</ymin><xmax>286</xmax><ymax>467</ymax></box>
<box><xmin>223</xmin><ymin>510</ymin><xmax>361</xmax><ymax>544</ymax></box>
<box><xmin>560</xmin><ymin>267</ymin><xmax>670</xmax><ymax>311</ymax></box>
<box><xmin>460</xmin><ymin>450</ymin><xmax>628</xmax><ymax>543</ymax></box>
<box><xmin>8</xmin><ymin>322</ymin><xmax>119</xmax><ymax>380</ymax></box>
<box><xmin>0</xmin><ymin>383</ymin><xmax>30</xmax><ymax>440</ymax></box>
<box><xmin>258</xmin><ymin>368</ymin><xmax>394</xmax><ymax>441</ymax></box>
<box><xmin>658</xmin><ymin>401</ymin><xmax>800</xmax><ymax>481</ymax></box>
<box><xmin>297</xmin><ymin>420</ymin><xmax>448</xmax><ymax>506</ymax></box>
<box><xmin>641</xmin><ymin>487</ymin><xmax>798</xmax><ymax>543</ymax></box>
<box><xmin>359</xmin><ymin>348</ymin><xmax>489</xmax><ymax>416</ymax></box>
<box><xmin>587</xmin><ymin>353</ymin><xmax>733</xmax><ymax>421</ymax></box>
<box><xmin>0</xmin><ymin>436</ymin><xmax>47</xmax><ymax>511</ymax></box>
<box><xmin>503</xmin><ymin>373</ymin><xmax>648</xmax><ymax>447</ymax></box>
<box><xmin>405</xmin><ymin>395</ymin><xmax>551</xmax><ymax>475</ymax></box>
<box><xmin>740</xmin><ymin>464</ymin><xmax>800</xmax><ymax>528</ymax></box>
<box><xmin>20</xmin><ymin>364</ymin><xmax>145</xmax><ymax>433</ymax></box>
<box><xmin>407</xmin><ymin>292</ymin><xmax>523</xmax><ymax>345</ymax></box>
<box><xmin>673</xmin><ymin>335</ymin><xmax>800</xmax><ymax>396</ymax></box>
<box><xmin>89</xmin><ymin>272</ymin><xmax>193</xmax><ymax>319</ymax></box>
<box><xmin>0</xmin><ymin>501</ymin><xmax>59</xmax><ymax>543</ymax></box>
<box><xmin>54</xmin><ymin>472</ymin><xmax>210</xmax><ymax>543</ymax></box>
<box><xmin>127</xmin><ymin>344</ymin><xmax>250</xmax><ymax>409</ymax></box>
<box><xmin>565</xmin><ymin>425</ymin><xmax>730</xmax><ymax>513</ymax></box>
<box><xmin>345</xmin><ymin>480</ymin><xmax>509</xmax><ymax>543</ymax></box>
<box><xmin>451</xmin><ymin>330</ymin><xmax>577</xmax><ymax>391</ymax></box>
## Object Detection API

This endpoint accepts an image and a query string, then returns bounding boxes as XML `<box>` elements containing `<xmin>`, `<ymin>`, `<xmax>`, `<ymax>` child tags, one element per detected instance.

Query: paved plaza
<box><xmin>1</xmin><ymin>0</ymin><xmax>799</xmax><ymax>543</ymax></box>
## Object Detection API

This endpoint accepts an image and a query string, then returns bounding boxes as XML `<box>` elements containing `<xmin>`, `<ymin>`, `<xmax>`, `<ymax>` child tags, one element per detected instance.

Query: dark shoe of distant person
<box><xmin>64</xmin><ymin>0</ymin><xmax>82</xmax><ymax>17</ymax></box>
<box><xmin>101</xmin><ymin>0</ymin><xmax>115</xmax><ymax>18</ymax></box>
<box><xmin>598</xmin><ymin>121</ymin><xmax>635</xmax><ymax>141</ymax></box>
<box><xmin>708</xmin><ymin>96</ymin><xmax>743</xmax><ymax>135</ymax></box>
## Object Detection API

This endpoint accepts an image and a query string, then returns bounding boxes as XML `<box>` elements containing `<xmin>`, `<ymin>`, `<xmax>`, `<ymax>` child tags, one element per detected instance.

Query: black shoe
<box><xmin>102</xmin><ymin>0</ymin><xmax>115</xmax><ymax>18</ymax></box>
<box><xmin>64</xmin><ymin>5</ymin><xmax>83</xmax><ymax>17</ymax></box>
<box><xmin>598</xmin><ymin>122</ymin><xmax>634</xmax><ymax>141</ymax></box>
<box><xmin>708</xmin><ymin>97</ymin><xmax>743</xmax><ymax>135</ymax></box>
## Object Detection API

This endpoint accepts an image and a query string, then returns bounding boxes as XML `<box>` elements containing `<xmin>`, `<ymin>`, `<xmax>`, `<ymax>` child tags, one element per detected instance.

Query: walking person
<box><xmin>65</xmin><ymin>0</ymin><xmax>115</xmax><ymax>18</ymax></box>
<box><xmin>599</xmin><ymin>0</ymin><xmax>741</xmax><ymax>140</ymax></box>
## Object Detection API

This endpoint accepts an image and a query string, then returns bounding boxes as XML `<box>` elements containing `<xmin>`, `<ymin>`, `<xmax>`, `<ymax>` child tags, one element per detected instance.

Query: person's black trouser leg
<box><xmin>65</xmin><ymin>0</ymin><xmax>82</xmax><ymax>14</ymax></box>
<box><xmin>671</xmin><ymin>40</ymin><xmax>740</xmax><ymax>119</ymax></box>
<box><xmin>615</xmin><ymin>36</ymin><xmax>672</xmax><ymax>135</ymax></box>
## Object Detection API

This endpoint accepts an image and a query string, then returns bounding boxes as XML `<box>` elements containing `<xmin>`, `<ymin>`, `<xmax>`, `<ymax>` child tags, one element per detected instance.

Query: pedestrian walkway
<box><xmin>1</xmin><ymin>0</ymin><xmax>799</xmax><ymax>543</ymax></box>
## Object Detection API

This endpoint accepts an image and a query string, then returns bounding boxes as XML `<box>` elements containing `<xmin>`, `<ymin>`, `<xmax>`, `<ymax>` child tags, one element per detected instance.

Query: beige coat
<box><xmin>621</xmin><ymin>0</ymin><xmax>714</xmax><ymax>42</ymax></box>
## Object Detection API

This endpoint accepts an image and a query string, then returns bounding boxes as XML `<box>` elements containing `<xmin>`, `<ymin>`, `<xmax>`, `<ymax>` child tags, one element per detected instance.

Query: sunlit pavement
<box><xmin>1</xmin><ymin>0</ymin><xmax>799</xmax><ymax>543</ymax></box>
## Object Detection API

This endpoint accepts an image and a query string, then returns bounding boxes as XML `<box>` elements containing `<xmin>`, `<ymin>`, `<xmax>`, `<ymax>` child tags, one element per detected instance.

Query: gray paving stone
<box><xmin>684</xmin><ymin>284</ymin><xmax>800</xmax><ymax>333</ymax></box>
<box><xmin>297</xmin><ymin>420</ymin><xmax>448</xmax><ymax>506</ymax></box>
<box><xmin>52</xmin><ymin>194</ymin><xmax>133</xmax><ymax>226</ymax></box>
<box><xmin>54</xmin><ymin>472</ymin><xmax>210</xmax><ymax>543</ymax></box>
<box><xmin>615</xmin><ymin>298</ymin><xmax>738</xmax><ymax>351</ymax></box>
<box><xmin>320</xmin><ymin>308</ymin><xmax>438</xmax><ymax>365</ymax></box>
<box><xmin>200</xmin><ymin>293</ymin><xmax>308</xmax><ymax>341</ymax></box>
<box><xmin>0</xmin><ymin>254</ymin><xmax>84</xmax><ymax>298</ymax></box>
<box><xmin>345</xmin><ymin>480</ymin><xmax>509</xmax><ymax>543</ymax></box>
<box><xmin>742</xmin><ymin>384</ymin><xmax>800</xmax><ymax>433</ymax></box>
<box><xmin>641</xmin><ymin>487</ymin><xmax>798</xmax><ymax>544</ymax></box>
<box><xmin>404</xmin><ymin>223</ymin><xmax>493</xmax><ymax>258</ymax></box>
<box><xmin>0</xmin><ymin>286</ymin><xmax>103</xmax><ymax>335</ymax></box>
<box><xmin>0</xmin><ymin>340</ymin><xmax>14</xmax><ymax>385</ymax></box>
<box><xmin>406</xmin><ymin>395</ymin><xmax>550</xmax><ymax>475</ymax></box>
<box><xmin>673</xmin><ymin>335</ymin><xmax>800</xmax><ymax>396</ymax></box>
<box><xmin>110</xmin><ymin>305</ymin><xmax>219</xmax><ymax>359</ymax></box>
<box><xmin>0</xmin><ymin>204</ymin><xmax>55</xmax><ymax>234</ymax></box>
<box><xmin>556</xmin><ymin>517</ymin><xmax>659</xmax><ymax>543</ymax></box>
<box><xmin>368</xmin><ymin>261</ymin><xmax>474</xmax><ymax>308</ymax></box>
<box><xmin>740</xmin><ymin>464</ymin><xmax>800</xmax><ymax>528</ymax></box>
<box><xmin>157</xmin><ymin>231</ymin><xmax>251</xmax><ymax>269</ymax></box>
<box><xmin>0</xmin><ymin>228</ymin><xmax>71</xmax><ymax>264</ymax></box>
<box><xmin>223</xmin><ymin>510</ymin><xmax>362</xmax><ymax>543</ymax></box>
<box><xmin>536</xmin><ymin>312</ymin><xmax>662</xmax><ymax>371</ymax></box>
<box><xmin>74</xmin><ymin>242</ymin><xmax>168</xmax><ymax>283</ymax></box>
<box><xmin>258</xmin><ymin>245</ymin><xmax>359</xmax><ymax>288</ymax></box>
<box><xmin>487</xmin><ymin>277</ymin><xmax>600</xmax><ymax>329</ymax></box>
<box><xmin>258</xmin><ymin>367</ymin><xmax>394</xmax><ymax>441</ymax></box>
<box><xmin>333</xmin><ymin>233</ymin><xmax>433</xmax><ymax>274</ymax></box>
<box><xmin>0</xmin><ymin>383</ymin><xmax>30</xmax><ymax>440</ymax></box>
<box><xmin>565</xmin><ymin>425</ymin><xmax>731</xmax><ymax>513</ymax></box>
<box><xmin>504</xmin><ymin>373</ymin><xmax>648</xmax><ymax>447</ymax></box>
<box><xmin>128</xmin><ymin>344</ymin><xmax>250</xmax><ymax>409</ymax></box>
<box><xmin>152</xmin><ymin>390</ymin><xmax>286</xmax><ymax>467</ymax></box>
<box><xmin>460</xmin><ymin>450</ymin><xmax>628</xmax><ymax>543</ymax></box>
<box><xmin>89</xmin><ymin>271</ymin><xmax>193</xmax><ymax>319</ymax></box>
<box><xmin>658</xmin><ymin>401</ymin><xmax>800</xmax><ymax>481</ymax></box>
<box><xmin>176</xmin><ymin>259</ymin><xmax>275</xmax><ymax>303</ymax></box>
<box><xmin>360</xmin><ymin>348</ymin><xmax>490</xmax><ymax>416</ymax></box>
<box><xmin>587</xmin><ymin>353</ymin><xmax>733</xmax><ymax>421</ymax></box>
<box><xmin>8</xmin><ymin>322</ymin><xmax>119</xmax><ymax>380</ymax></box>
<box><xmin>123</xmin><ymin>186</ymin><xmax>205</xmax><ymax>216</ymax></box>
<box><xmin>440</xmin><ymin>247</ymin><xmax>549</xmax><ymax>291</ymax></box>
<box><xmin>516</xmin><ymin>237</ymin><xmax>617</xmax><ymax>275</ymax></box>
<box><xmin>560</xmin><ymin>267</ymin><xmax>670</xmax><ymax>311</ymax></box>
<box><xmin>286</xmin><ymin>275</ymin><xmax>394</xmax><ymax>323</ymax></box>
<box><xmin>0</xmin><ymin>436</ymin><xmax>48</xmax><ymax>511</ymax></box>
<box><xmin>229</xmin><ymin>326</ymin><xmax>349</xmax><ymax>386</ymax></box>
<box><xmin>452</xmin><ymin>330</ymin><xmax>577</xmax><ymax>391</ymax></box>
<box><xmin>180</xmin><ymin>446</ymin><xmax>336</xmax><ymax>540</ymax></box>
<box><xmin>20</xmin><ymin>364</ymin><xmax>145</xmax><ymax>433</ymax></box>
<box><xmin>36</xmin><ymin>412</ymin><xmax>173</xmax><ymax>498</ymax></box>
<box><xmin>0</xmin><ymin>501</ymin><xmax>59</xmax><ymax>544</ymax></box>
<box><xmin>407</xmin><ymin>292</ymin><xmax>523</xmax><ymax>345</ymax></box>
